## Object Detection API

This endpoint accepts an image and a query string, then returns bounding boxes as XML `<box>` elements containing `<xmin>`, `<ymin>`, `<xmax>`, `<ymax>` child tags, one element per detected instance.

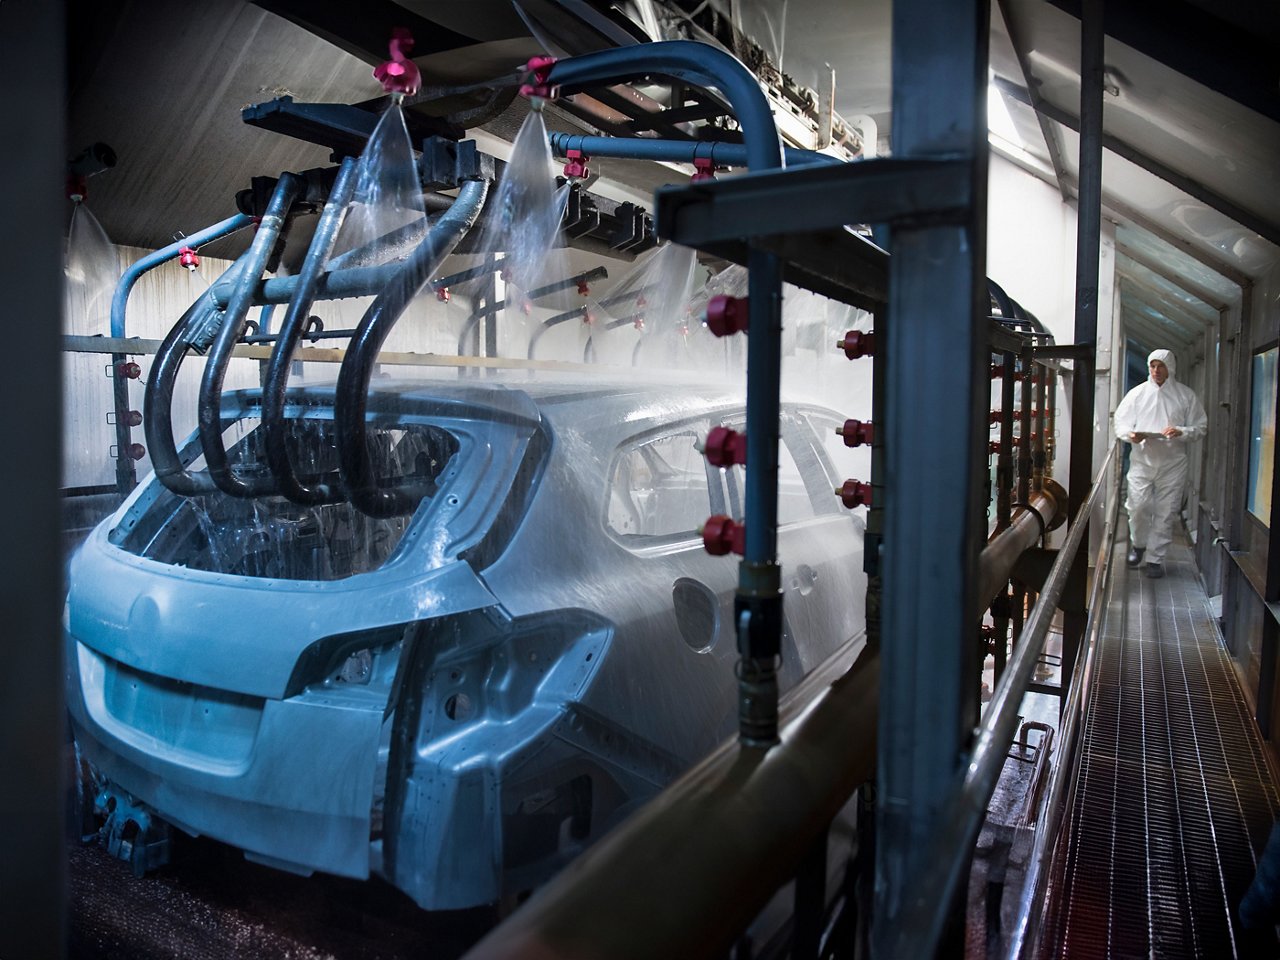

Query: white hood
<box><xmin>1148</xmin><ymin>348</ymin><xmax>1177</xmax><ymax>381</ymax></box>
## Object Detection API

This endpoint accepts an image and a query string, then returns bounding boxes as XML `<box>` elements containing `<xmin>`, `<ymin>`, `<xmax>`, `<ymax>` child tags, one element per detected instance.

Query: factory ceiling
<box><xmin>67</xmin><ymin>0</ymin><xmax>1280</xmax><ymax>355</ymax></box>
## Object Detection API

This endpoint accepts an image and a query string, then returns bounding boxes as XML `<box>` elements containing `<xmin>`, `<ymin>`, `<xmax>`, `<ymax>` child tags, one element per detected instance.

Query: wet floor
<box><xmin>68</xmin><ymin>828</ymin><xmax>494</xmax><ymax>960</ymax></box>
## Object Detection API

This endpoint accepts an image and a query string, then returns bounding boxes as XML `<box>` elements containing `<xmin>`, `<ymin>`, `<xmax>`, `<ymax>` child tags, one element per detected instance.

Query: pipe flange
<box><xmin>1041</xmin><ymin>477</ymin><xmax>1069</xmax><ymax>531</ymax></box>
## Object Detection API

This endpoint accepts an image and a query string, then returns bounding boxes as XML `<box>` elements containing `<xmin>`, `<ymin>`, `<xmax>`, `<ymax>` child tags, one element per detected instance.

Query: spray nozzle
<box><xmin>178</xmin><ymin>246</ymin><xmax>200</xmax><ymax>271</ymax></box>
<box><xmin>519</xmin><ymin>56</ymin><xmax>559</xmax><ymax>101</ymax></box>
<box><xmin>563</xmin><ymin>149</ymin><xmax>590</xmax><ymax>180</ymax></box>
<box><xmin>374</xmin><ymin>27</ymin><xmax>421</xmax><ymax>97</ymax></box>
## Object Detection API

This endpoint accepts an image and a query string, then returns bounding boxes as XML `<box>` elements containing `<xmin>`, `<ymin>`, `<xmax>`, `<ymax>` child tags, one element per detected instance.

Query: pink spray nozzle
<box><xmin>374</xmin><ymin>27</ymin><xmax>421</xmax><ymax>96</ymax></box>
<box><xmin>519</xmin><ymin>55</ymin><xmax>559</xmax><ymax>100</ymax></box>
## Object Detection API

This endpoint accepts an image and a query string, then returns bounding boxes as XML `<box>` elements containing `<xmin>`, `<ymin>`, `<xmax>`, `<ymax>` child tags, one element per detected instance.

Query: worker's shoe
<box><xmin>1127</xmin><ymin>547</ymin><xmax>1145</xmax><ymax>567</ymax></box>
<box><xmin>1144</xmin><ymin>562</ymin><xmax>1164</xmax><ymax>579</ymax></box>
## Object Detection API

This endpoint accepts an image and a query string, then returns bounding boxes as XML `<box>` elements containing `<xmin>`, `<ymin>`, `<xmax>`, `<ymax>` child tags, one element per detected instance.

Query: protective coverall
<box><xmin>1113</xmin><ymin>348</ymin><xmax>1208</xmax><ymax>566</ymax></box>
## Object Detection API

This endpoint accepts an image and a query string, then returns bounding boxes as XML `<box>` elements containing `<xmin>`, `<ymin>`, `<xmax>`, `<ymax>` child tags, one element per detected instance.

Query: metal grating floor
<box><xmin>1040</xmin><ymin>534</ymin><xmax>1280</xmax><ymax>958</ymax></box>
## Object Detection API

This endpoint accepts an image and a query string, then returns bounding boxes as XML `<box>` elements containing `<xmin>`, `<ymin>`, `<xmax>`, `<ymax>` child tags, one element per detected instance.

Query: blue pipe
<box><xmin>199</xmin><ymin>173</ymin><xmax>304</xmax><ymax>498</ymax></box>
<box><xmin>546</xmin><ymin>41</ymin><xmax>782</xmax><ymax>171</ymax></box>
<box><xmin>548</xmin><ymin>41</ymin><xmax>786</xmax><ymax>744</ymax></box>
<box><xmin>212</xmin><ymin>258</ymin><xmax>500</xmax><ymax>308</ymax></box>
<box><xmin>548</xmin><ymin>133</ymin><xmax>842</xmax><ymax>169</ymax></box>
<box><xmin>337</xmin><ymin>177</ymin><xmax>490</xmax><ymax>518</ymax></box>
<box><xmin>109</xmin><ymin>213</ymin><xmax>253</xmax><ymax>339</ymax></box>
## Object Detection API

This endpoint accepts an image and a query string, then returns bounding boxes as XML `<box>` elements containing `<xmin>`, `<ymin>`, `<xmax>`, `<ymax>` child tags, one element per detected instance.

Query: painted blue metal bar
<box><xmin>549</xmin><ymin>39</ymin><xmax>786</xmax><ymax>746</ymax></box>
<box><xmin>548</xmin><ymin>132</ymin><xmax>841</xmax><ymax>169</ymax></box>
<box><xmin>107</xmin><ymin>211</ymin><xmax>253</xmax><ymax>493</ymax></box>
<box><xmin>109</xmin><ymin>213</ymin><xmax>253</xmax><ymax>339</ymax></box>
<box><xmin>873</xmin><ymin>0</ymin><xmax>990</xmax><ymax>954</ymax></box>
<box><xmin>548</xmin><ymin>41</ymin><xmax>781</xmax><ymax>171</ymax></box>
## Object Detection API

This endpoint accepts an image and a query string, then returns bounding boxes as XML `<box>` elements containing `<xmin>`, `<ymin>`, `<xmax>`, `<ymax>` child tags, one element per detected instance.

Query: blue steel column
<box><xmin>1063</xmin><ymin>0</ymin><xmax>1104</xmax><ymax>701</ymax></box>
<box><xmin>872</xmin><ymin>0</ymin><xmax>990</xmax><ymax>953</ymax></box>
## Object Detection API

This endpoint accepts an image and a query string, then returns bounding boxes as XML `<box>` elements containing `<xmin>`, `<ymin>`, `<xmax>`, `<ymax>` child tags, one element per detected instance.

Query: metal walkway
<box><xmin>1041</xmin><ymin>534</ymin><xmax>1280</xmax><ymax>958</ymax></box>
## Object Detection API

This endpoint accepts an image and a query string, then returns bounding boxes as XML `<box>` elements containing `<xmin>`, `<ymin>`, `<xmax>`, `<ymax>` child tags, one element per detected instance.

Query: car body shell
<box><xmin>66</xmin><ymin>376</ymin><xmax>866</xmax><ymax>909</ymax></box>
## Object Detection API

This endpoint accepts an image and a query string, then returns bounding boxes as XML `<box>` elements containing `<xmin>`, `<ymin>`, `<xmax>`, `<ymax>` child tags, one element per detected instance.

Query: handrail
<box><xmin>892</xmin><ymin>441</ymin><xmax>1120</xmax><ymax>957</ymax></box>
<box><xmin>1006</xmin><ymin>441</ymin><xmax>1123</xmax><ymax>959</ymax></box>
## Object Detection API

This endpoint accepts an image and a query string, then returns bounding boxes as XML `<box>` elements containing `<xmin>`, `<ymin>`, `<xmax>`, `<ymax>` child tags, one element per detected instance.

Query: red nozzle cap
<box><xmin>178</xmin><ymin>246</ymin><xmax>200</xmax><ymax>270</ymax></box>
<box><xmin>836</xmin><ymin>419</ymin><xmax>874</xmax><ymax>447</ymax></box>
<box><xmin>706</xmin><ymin>295</ymin><xmax>748</xmax><ymax>337</ymax></box>
<box><xmin>436</xmin><ymin>286</ymin><xmax>450</xmax><ymax>303</ymax></box>
<box><xmin>990</xmin><ymin>363</ymin><xmax>1005</xmax><ymax>379</ymax></box>
<box><xmin>577</xmin><ymin>279</ymin><xmax>591</xmax><ymax>297</ymax></box>
<box><xmin>989</xmin><ymin>410</ymin><xmax>1002</xmax><ymax>425</ymax></box>
<box><xmin>703</xmin><ymin>426</ymin><xmax>747</xmax><ymax>468</ymax></box>
<box><xmin>563</xmin><ymin>148</ymin><xmax>590</xmax><ymax>180</ymax></box>
<box><xmin>519</xmin><ymin>55</ymin><xmax>559</xmax><ymax>100</ymax></box>
<box><xmin>115</xmin><ymin>361</ymin><xmax>141</xmax><ymax>380</ymax></box>
<box><xmin>373</xmin><ymin>27</ymin><xmax>421</xmax><ymax>96</ymax></box>
<box><xmin>124</xmin><ymin>409</ymin><xmax>142</xmax><ymax>428</ymax></box>
<box><xmin>67</xmin><ymin>173</ymin><xmax>88</xmax><ymax>202</ymax></box>
<box><xmin>633</xmin><ymin>317</ymin><xmax>645</xmax><ymax>331</ymax></box>
<box><xmin>691</xmin><ymin>157</ymin><xmax>717</xmax><ymax>183</ymax></box>
<box><xmin>126</xmin><ymin>443</ymin><xmax>146</xmax><ymax>461</ymax></box>
<box><xmin>702</xmin><ymin>515</ymin><xmax>745</xmax><ymax>556</ymax></box>
<box><xmin>836</xmin><ymin>479</ymin><xmax>872</xmax><ymax>509</ymax></box>
<box><xmin>837</xmin><ymin>330</ymin><xmax>875</xmax><ymax>359</ymax></box>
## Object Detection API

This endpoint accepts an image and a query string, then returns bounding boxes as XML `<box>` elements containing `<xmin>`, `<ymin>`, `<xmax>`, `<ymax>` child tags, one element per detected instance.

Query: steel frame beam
<box><xmin>995</xmin><ymin>0</ymin><xmax>1072</xmax><ymax>200</ymax></box>
<box><xmin>1044</xmin><ymin>0</ymin><xmax>1280</xmax><ymax>127</ymax></box>
<box><xmin>1061</xmin><ymin>0</ymin><xmax>1104</xmax><ymax>719</ymax></box>
<box><xmin>655</xmin><ymin>158</ymin><xmax>972</xmax><ymax>248</ymax></box>
<box><xmin>873</xmin><ymin>0</ymin><xmax>990</xmax><ymax>955</ymax></box>
<box><xmin>995</xmin><ymin>78</ymin><xmax>1280</xmax><ymax>248</ymax></box>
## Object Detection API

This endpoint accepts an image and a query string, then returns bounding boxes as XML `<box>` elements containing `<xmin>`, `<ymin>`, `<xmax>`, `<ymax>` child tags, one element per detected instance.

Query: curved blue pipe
<box><xmin>552</xmin><ymin>41</ymin><xmax>784</xmax><ymax>572</ymax></box>
<box><xmin>548</xmin><ymin>133</ymin><xmax>842</xmax><ymax>169</ymax></box>
<box><xmin>546</xmin><ymin>40</ymin><xmax>782</xmax><ymax>172</ymax></box>
<box><xmin>109</xmin><ymin>212</ymin><xmax>253</xmax><ymax>338</ymax></box>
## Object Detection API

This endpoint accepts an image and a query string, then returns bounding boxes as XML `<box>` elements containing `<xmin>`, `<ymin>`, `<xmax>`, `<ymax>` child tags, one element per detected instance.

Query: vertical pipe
<box><xmin>736</xmin><ymin>247</ymin><xmax>784</xmax><ymax>746</ymax></box>
<box><xmin>873</xmin><ymin>0</ymin><xmax>990</xmax><ymax>952</ymax></box>
<box><xmin>1064</xmin><ymin>0</ymin><xmax>1105</xmax><ymax>703</ymax></box>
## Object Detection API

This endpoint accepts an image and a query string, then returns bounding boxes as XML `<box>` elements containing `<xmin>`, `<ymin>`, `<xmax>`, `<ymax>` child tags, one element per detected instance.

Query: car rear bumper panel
<box><xmin>69</xmin><ymin>638</ymin><xmax>384</xmax><ymax>879</ymax></box>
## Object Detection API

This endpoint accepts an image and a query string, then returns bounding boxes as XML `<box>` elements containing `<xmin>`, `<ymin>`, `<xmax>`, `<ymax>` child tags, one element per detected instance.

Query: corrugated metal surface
<box><xmin>1040</xmin><ymin>537</ymin><xmax>1280</xmax><ymax>958</ymax></box>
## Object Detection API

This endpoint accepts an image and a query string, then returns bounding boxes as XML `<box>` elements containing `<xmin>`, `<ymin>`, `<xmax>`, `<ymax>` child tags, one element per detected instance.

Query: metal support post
<box><xmin>872</xmin><ymin>0</ymin><xmax>990</xmax><ymax>954</ymax></box>
<box><xmin>1063</xmin><ymin>0</ymin><xmax>1104</xmax><ymax>703</ymax></box>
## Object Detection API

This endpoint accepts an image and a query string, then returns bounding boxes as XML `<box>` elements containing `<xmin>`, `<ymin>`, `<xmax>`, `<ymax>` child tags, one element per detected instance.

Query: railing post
<box><xmin>872</xmin><ymin>0</ymin><xmax>991</xmax><ymax>954</ymax></box>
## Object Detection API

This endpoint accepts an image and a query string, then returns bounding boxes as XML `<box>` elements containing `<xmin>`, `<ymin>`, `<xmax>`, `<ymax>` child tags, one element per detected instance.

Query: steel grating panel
<box><xmin>1040</xmin><ymin>536</ymin><xmax>1280</xmax><ymax>958</ymax></box>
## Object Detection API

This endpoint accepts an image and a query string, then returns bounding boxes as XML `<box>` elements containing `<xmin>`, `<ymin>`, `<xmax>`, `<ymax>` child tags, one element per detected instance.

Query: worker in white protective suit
<box><xmin>1113</xmin><ymin>348</ymin><xmax>1208</xmax><ymax>578</ymax></box>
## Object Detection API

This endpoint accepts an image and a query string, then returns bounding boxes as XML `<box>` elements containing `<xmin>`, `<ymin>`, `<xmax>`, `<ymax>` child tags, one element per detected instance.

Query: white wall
<box><xmin>63</xmin><ymin>243</ymin><xmax>475</xmax><ymax>488</ymax></box>
<box><xmin>986</xmin><ymin>152</ymin><xmax>1117</xmax><ymax>512</ymax></box>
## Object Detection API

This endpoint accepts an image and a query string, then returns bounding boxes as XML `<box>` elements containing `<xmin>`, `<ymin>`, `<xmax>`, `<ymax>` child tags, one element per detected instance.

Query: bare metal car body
<box><xmin>66</xmin><ymin>375</ymin><xmax>866</xmax><ymax>909</ymax></box>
